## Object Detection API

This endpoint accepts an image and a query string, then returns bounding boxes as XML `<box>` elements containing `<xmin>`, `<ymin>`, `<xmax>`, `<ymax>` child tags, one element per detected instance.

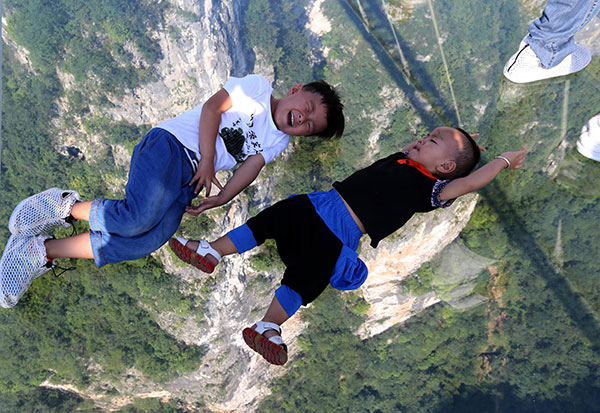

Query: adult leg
<box><xmin>527</xmin><ymin>0</ymin><xmax>600</xmax><ymax>68</ymax></box>
<box><xmin>503</xmin><ymin>0</ymin><xmax>599</xmax><ymax>83</ymax></box>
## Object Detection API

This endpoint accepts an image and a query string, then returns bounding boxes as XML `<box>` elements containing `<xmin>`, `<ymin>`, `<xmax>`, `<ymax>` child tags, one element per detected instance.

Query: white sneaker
<box><xmin>577</xmin><ymin>113</ymin><xmax>600</xmax><ymax>162</ymax></box>
<box><xmin>9</xmin><ymin>188</ymin><xmax>81</xmax><ymax>236</ymax></box>
<box><xmin>503</xmin><ymin>40</ymin><xmax>591</xmax><ymax>83</ymax></box>
<box><xmin>0</xmin><ymin>234</ymin><xmax>54</xmax><ymax>308</ymax></box>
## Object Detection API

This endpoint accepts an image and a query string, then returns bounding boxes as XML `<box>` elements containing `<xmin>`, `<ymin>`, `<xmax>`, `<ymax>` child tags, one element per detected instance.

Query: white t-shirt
<box><xmin>156</xmin><ymin>75</ymin><xmax>290</xmax><ymax>172</ymax></box>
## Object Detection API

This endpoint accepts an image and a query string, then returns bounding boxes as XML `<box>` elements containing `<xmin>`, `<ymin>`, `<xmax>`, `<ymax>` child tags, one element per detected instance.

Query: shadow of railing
<box><xmin>339</xmin><ymin>0</ymin><xmax>600</xmax><ymax>351</ymax></box>
<box><xmin>338</xmin><ymin>0</ymin><xmax>456</xmax><ymax>128</ymax></box>
<box><xmin>482</xmin><ymin>183</ymin><xmax>600</xmax><ymax>351</ymax></box>
<box><xmin>356</xmin><ymin>0</ymin><xmax>460</xmax><ymax>123</ymax></box>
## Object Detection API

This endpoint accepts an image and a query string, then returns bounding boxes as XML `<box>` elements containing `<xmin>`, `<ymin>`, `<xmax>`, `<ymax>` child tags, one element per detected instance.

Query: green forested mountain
<box><xmin>1</xmin><ymin>0</ymin><xmax>599</xmax><ymax>411</ymax></box>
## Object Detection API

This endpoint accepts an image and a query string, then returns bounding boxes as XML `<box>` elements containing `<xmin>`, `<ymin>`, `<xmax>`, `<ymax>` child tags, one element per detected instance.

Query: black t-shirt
<box><xmin>333</xmin><ymin>152</ymin><xmax>450</xmax><ymax>248</ymax></box>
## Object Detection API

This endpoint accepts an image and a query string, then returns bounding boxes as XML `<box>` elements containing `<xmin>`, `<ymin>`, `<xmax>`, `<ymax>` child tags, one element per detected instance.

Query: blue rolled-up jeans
<box><xmin>526</xmin><ymin>0</ymin><xmax>600</xmax><ymax>68</ymax></box>
<box><xmin>88</xmin><ymin>128</ymin><xmax>198</xmax><ymax>267</ymax></box>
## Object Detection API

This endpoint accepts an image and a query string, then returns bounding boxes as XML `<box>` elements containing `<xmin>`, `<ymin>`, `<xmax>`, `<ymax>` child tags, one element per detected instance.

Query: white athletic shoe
<box><xmin>9</xmin><ymin>188</ymin><xmax>81</xmax><ymax>236</ymax></box>
<box><xmin>503</xmin><ymin>40</ymin><xmax>591</xmax><ymax>84</ymax></box>
<box><xmin>577</xmin><ymin>113</ymin><xmax>600</xmax><ymax>162</ymax></box>
<box><xmin>0</xmin><ymin>234</ymin><xmax>54</xmax><ymax>308</ymax></box>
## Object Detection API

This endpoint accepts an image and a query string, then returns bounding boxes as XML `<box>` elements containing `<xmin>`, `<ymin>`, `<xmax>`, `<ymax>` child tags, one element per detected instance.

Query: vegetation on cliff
<box><xmin>1</xmin><ymin>0</ymin><xmax>599</xmax><ymax>411</ymax></box>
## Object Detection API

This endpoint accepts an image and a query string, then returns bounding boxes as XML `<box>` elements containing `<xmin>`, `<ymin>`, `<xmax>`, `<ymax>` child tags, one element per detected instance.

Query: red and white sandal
<box><xmin>242</xmin><ymin>321</ymin><xmax>288</xmax><ymax>366</ymax></box>
<box><xmin>168</xmin><ymin>237</ymin><xmax>220</xmax><ymax>273</ymax></box>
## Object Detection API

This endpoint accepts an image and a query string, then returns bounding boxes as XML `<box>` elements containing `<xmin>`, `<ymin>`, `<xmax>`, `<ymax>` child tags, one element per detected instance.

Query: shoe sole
<box><xmin>242</xmin><ymin>327</ymin><xmax>288</xmax><ymax>366</ymax></box>
<box><xmin>168</xmin><ymin>238</ymin><xmax>215</xmax><ymax>273</ymax></box>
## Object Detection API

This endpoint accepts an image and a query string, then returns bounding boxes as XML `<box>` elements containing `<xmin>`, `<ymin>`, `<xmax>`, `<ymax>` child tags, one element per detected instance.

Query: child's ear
<box><xmin>436</xmin><ymin>160</ymin><xmax>456</xmax><ymax>174</ymax></box>
<box><xmin>287</xmin><ymin>84</ymin><xmax>303</xmax><ymax>95</ymax></box>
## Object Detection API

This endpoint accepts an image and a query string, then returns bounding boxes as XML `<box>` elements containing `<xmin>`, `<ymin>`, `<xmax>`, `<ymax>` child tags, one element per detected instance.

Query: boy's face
<box><xmin>406</xmin><ymin>127</ymin><xmax>464</xmax><ymax>174</ymax></box>
<box><xmin>272</xmin><ymin>84</ymin><xmax>328</xmax><ymax>136</ymax></box>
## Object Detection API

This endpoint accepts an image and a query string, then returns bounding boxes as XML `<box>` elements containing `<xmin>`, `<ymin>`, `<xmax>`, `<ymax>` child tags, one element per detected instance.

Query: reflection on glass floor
<box><xmin>1</xmin><ymin>0</ymin><xmax>599</xmax><ymax>409</ymax></box>
<box><xmin>343</xmin><ymin>0</ymin><xmax>600</xmax><ymax>343</ymax></box>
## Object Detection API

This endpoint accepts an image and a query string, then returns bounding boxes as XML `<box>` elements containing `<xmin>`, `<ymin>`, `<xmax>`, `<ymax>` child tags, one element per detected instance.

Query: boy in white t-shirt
<box><xmin>0</xmin><ymin>75</ymin><xmax>345</xmax><ymax>308</ymax></box>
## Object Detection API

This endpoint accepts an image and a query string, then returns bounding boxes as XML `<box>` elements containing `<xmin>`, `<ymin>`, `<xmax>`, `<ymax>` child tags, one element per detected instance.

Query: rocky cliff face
<box><xmin>118</xmin><ymin>1</ymin><xmax>479</xmax><ymax>409</ymax></box>
<box><xmin>358</xmin><ymin>193</ymin><xmax>479</xmax><ymax>338</ymax></box>
<box><xmin>10</xmin><ymin>0</ymin><xmax>486</xmax><ymax>410</ymax></box>
<box><xmin>50</xmin><ymin>0</ymin><xmax>250</xmax><ymax>178</ymax></box>
<box><xmin>138</xmin><ymin>186</ymin><xmax>480</xmax><ymax>412</ymax></box>
<box><xmin>105</xmin><ymin>0</ymin><xmax>249</xmax><ymax>126</ymax></box>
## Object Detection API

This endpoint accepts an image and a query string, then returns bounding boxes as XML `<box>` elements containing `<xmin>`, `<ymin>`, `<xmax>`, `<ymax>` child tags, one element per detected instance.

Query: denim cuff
<box><xmin>88</xmin><ymin>198</ymin><xmax>104</xmax><ymax>232</ymax></box>
<box><xmin>89</xmin><ymin>229</ymin><xmax>107</xmax><ymax>268</ymax></box>
<box><xmin>227</xmin><ymin>224</ymin><xmax>258</xmax><ymax>253</ymax></box>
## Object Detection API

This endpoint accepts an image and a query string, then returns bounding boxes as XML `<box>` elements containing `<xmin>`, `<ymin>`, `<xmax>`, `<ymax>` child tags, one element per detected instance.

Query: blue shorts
<box><xmin>227</xmin><ymin>189</ymin><xmax>368</xmax><ymax>316</ymax></box>
<box><xmin>307</xmin><ymin>189</ymin><xmax>367</xmax><ymax>290</ymax></box>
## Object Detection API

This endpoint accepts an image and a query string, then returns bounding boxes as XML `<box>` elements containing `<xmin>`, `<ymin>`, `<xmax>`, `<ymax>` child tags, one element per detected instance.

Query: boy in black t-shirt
<box><xmin>169</xmin><ymin>127</ymin><xmax>528</xmax><ymax>365</ymax></box>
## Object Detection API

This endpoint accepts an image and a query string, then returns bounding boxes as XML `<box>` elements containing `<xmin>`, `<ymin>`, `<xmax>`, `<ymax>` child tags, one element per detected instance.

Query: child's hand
<box><xmin>185</xmin><ymin>195</ymin><xmax>224</xmax><ymax>216</ymax></box>
<box><xmin>189</xmin><ymin>159</ymin><xmax>223</xmax><ymax>195</ymax></box>
<box><xmin>500</xmin><ymin>147</ymin><xmax>528</xmax><ymax>169</ymax></box>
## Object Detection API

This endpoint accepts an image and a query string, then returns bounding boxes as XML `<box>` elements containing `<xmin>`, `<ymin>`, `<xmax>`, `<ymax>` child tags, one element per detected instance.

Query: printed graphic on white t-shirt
<box><xmin>219</xmin><ymin>114</ymin><xmax>261</xmax><ymax>163</ymax></box>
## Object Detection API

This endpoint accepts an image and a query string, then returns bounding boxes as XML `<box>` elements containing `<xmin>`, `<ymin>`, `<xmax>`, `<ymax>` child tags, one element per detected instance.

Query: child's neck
<box><xmin>270</xmin><ymin>95</ymin><xmax>278</xmax><ymax>122</ymax></box>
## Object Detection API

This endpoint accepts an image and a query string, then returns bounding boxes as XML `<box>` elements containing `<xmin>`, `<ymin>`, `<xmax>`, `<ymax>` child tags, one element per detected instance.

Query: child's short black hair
<box><xmin>302</xmin><ymin>80</ymin><xmax>345</xmax><ymax>139</ymax></box>
<box><xmin>437</xmin><ymin>127</ymin><xmax>481</xmax><ymax>180</ymax></box>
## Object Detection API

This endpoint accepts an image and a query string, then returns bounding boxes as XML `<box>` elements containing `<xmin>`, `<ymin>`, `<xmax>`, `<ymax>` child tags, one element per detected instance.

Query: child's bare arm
<box><xmin>186</xmin><ymin>154</ymin><xmax>266</xmax><ymax>215</ymax></box>
<box><xmin>189</xmin><ymin>88</ymin><xmax>233</xmax><ymax>195</ymax></box>
<box><xmin>439</xmin><ymin>147</ymin><xmax>528</xmax><ymax>201</ymax></box>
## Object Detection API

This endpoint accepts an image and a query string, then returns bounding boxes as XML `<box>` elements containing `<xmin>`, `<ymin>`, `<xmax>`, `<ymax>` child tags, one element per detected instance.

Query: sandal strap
<box><xmin>175</xmin><ymin>236</ymin><xmax>191</xmax><ymax>247</ymax></box>
<box><xmin>267</xmin><ymin>335</ymin><xmax>285</xmax><ymax>346</ymax></box>
<box><xmin>255</xmin><ymin>321</ymin><xmax>285</xmax><ymax>347</ymax></box>
<box><xmin>255</xmin><ymin>320</ymin><xmax>281</xmax><ymax>335</ymax></box>
<box><xmin>174</xmin><ymin>237</ymin><xmax>221</xmax><ymax>261</ymax></box>
<box><xmin>197</xmin><ymin>240</ymin><xmax>221</xmax><ymax>261</ymax></box>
